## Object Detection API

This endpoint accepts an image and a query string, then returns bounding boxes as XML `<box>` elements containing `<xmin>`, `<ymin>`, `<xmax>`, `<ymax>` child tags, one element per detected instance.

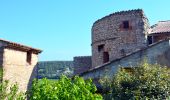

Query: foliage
<box><xmin>0</xmin><ymin>68</ymin><xmax>26</xmax><ymax>100</ymax></box>
<box><xmin>37</xmin><ymin>61</ymin><xmax>74</xmax><ymax>79</ymax></box>
<box><xmin>0</xmin><ymin>68</ymin><xmax>3</xmax><ymax>82</ymax></box>
<box><xmin>0</xmin><ymin>79</ymin><xmax>26</xmax><ymax>100</ymax></box>
<box><xmin>29</xmin><ymin>75</ymin><xmax>102</xmax><ymax>100</ymax></box>
<box><xmin>101</xmin><ymin>61</ymin><xmax>170</xmax><ymax>99</ymax></box>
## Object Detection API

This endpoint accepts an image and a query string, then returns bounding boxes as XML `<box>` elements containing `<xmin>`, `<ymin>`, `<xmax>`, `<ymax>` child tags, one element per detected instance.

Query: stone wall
<box><xmin>2</xmin><ymin>48</ymin><xmax>38</xmax><ymax>92</ymax></box>
<box><xmin>73</xmin><ymin>56</ymin><xmax>92</xmax><ymax>75</ymax></box>
<box><xmin>81</xmin><ymin>39</ymin><xmax>170</xmax><ymax>81</ymax></box>
<box><xmin>91</xmin><ymin>9</ymin><xmax>150</xmax><ymax>68</ymax></box>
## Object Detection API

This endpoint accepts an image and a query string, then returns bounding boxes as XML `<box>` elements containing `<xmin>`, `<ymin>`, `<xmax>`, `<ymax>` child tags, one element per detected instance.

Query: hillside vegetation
<box><xmin>37</xmin><ymin>61</ymin><xmax>74</xmax><ymax>79</ymax></box>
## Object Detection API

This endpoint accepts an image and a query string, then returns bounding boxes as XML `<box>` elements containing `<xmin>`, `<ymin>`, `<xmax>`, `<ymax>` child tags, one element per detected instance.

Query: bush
<box><xmin>0</xmin><ymin>80</ymin><xmax>26</xmax><ymax>100</ymax></box>
<box><xmin>101</xmin><ymin>61</ymin><xmax>170</xmax><ymax>99</ymax></box>
<box><xmin>29</xmin><ymin>75</ymin><xmax>103</xmax><ymax>100</ymax></box>
<box><xmin>0</xmin><ymin>68</ymin><xmax>26</xmax><ymax>100</ymax></box>
<box><xmin>0</xmin><ymin>68</ymin><xmax>3</xmax><ymax>82</ymax></box>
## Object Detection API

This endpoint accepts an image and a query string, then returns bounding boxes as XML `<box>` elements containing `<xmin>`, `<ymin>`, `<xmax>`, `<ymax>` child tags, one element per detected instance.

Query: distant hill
<box><xmin>37</xmin><ymin>61</ymin><xmax>74</xmax><ymax>79</ymax></box>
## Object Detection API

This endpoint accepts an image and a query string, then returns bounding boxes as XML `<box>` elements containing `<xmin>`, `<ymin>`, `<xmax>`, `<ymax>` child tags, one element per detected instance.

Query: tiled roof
<box><xmin>0</xmin><ymin>38</ymin><xmax>42</xmax><ymax>53</ymax></box>
<box><xmin>150</xmin><ymin>21</ymin><xmax>170</xmax><ymax>34</ymax></box>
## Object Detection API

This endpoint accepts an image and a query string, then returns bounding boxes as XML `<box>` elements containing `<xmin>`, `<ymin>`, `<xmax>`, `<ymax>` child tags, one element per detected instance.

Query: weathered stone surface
<box><xmin>81</xmin><ymin>39</ymin><xmax>170</xmax><ymax>81</ymax></box>
<box><xmin>74</xmin><ymin>56</ymin><xmax>92</xmax><ymax>75</ymax></box>
<box><xmin>2</xmin><ymin>48</ymin><xmax>38</xmax><ymax>92</ymax></box>
<box><xmin>91</xmin><ymin>9</ymin><xmax>150</xmax><ymax>68</ymax></box>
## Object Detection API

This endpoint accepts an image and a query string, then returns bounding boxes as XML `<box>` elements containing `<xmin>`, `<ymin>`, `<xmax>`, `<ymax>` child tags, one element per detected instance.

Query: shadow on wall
<box><xmin>157</xmin><ymin>48</ymin><xmax>170</xmax><ymax>67</ymax></box>
<box><xmin>27</xmin><ymin>64</ymin><xmax>38</xmax><ymax>91</ymax></box>
<box><xmin>0</xmin><ymin>67</ymin><xmax>3</xmax><ymax>82</ymax></box>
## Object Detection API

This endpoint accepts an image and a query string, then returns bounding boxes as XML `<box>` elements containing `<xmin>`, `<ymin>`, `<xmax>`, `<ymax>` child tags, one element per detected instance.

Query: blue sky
<box><xmin>0</xmin><ymin>0</ymin><xmax>169</xmax><ymax>61</ymax></box>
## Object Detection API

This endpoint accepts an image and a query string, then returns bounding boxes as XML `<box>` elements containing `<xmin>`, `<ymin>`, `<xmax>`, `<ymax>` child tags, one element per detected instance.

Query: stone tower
<box><xmin>91</xmin><ymin>9</ymin><xmax>149</xmax><ymax>68</ymax></box>
<box><xmin>0</xmin><ymin>39</ymin><xmax>42</xmax><ymax>92</ymax></box>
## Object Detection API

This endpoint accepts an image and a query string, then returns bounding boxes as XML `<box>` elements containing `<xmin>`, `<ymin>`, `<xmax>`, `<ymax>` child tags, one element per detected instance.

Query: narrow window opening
<box><xmin>123</xmin><ymin>21</ymin><xmax>129</xmax><ymax>29</ymax></box>
<box><xmin>103</xmin><ymin>52</ymin><xmax>109</xmax><ymax>63</ymax></box>
<box><xmin>98</xmin><ymin>44</ymin><xmax>104</xmax><ymax>52</ymax></box>
<box><xmin>121</xmin><ymin>49</ymin><xmax>126</xmax><ymax>56</ymax></box>
<box><xmin>27</xmin><ymin>51</ymin><xmax>32</xmax><ymax>64</ymax></box>
<box><xmin>147</xmin><ymin>36</ymin><xmax>153</xmax><ymax>45</ymax></box>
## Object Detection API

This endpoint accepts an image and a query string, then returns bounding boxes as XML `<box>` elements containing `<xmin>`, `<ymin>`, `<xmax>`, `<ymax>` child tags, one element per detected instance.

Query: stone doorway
<box><xmin>103</xmin><ymin>52</ymin><xmax>109</xmax><ymax>63</ymax></box>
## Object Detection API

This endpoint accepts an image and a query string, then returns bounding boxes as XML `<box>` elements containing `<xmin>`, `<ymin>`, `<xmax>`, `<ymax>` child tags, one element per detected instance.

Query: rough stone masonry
<box><xmin>79</xmin><ymin>9</ymin><xmax>170</xmax><ymax>84</ymax></box>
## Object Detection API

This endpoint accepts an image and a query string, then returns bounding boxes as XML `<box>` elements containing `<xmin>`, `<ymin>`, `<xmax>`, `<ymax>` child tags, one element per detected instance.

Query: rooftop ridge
<box><xmin>0</xmin><ymin>38</ymin><xmax>42</xmax><ymax>53</ymax></box>
<box><xmin>74</xmin><ymin>56</ymin><xmax>91</xmax><ymax>58</ymax></box>
<box><xmin>150</xmin><ymin>20</ymin><xmax>170</xmax><ymax>34</ymax></box>
<box><xmin>93</xmin><ymin>9</ymin><xmax>143</xmax><ymax>25</ymax></box>
<box><xmin>159</xmin><ymin>20</ymin><xmax>170</xmax><ymax>22</ymax></box>
<box><xmin>38</xmin><ymin>61</ymin><xmax>73</xmax><ymax>63</ymax></box>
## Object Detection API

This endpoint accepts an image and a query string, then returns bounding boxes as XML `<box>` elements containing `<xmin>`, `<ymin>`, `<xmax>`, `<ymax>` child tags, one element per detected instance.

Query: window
<box><xmin>120</xmin><ymin>20</ymin><xmax>132</xmax><ymax>30</ymax></box>
<box><xmin>27</xmin><ymin>51</ymin><xmax>32</xmax><ymax>64</ymax></box>
<box><xmin>98</xmin><ymin>44</ymin><xmax>104</xmax><ymax>52</ymax></box>
<box><xmin>103</xmin><ymin>52</ymin><xmax>109</xmax><ymax>63</ymax></box>
<box><xmin>123</xmin><ymin>21</ymin><xmax>129</xmax><ymax>29</ymax></box>
<box><xmin>147</xmin><ymin>36</ymin><xmax>153</xmax><ymax>45</ymax></box>
<box><xmin>120</xmin><ymin>49</ymin><xmax>126</xmax><ymax>56</ymax></box>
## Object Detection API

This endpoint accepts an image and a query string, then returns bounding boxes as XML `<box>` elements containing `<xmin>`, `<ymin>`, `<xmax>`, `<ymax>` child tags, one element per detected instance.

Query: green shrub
<box><xmin>0</xmin><ymin>68</ymin><xmax>26</xmax><ymax>100</ymax></box>
<box><xmin>0</xmin><ymin>80</ymin><xmax>26</xmax><ymax>100</ymax></box>
<box><xmin>115</xmin><ymin>62</ymin><xmax>170</xmax><ymax>99</ymax></box>
<box><xmin>101</xmin><ymin>61</ymin><xmax>170</xmax><ymax>99</ymax></box>
<box><xmin>29</xmin><ymin>75</ymin><xmax>103</xmax><ymax>100</ymax></box>
<box><xmin>0</xmin><ymin>68</ymin><xmax>3</xmax><ymax>82</ymax></box>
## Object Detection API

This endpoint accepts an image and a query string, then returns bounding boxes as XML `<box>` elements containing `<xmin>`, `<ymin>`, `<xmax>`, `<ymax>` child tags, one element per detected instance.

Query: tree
<box><xmin>101</xmin><ymin>61</ymin><xmax>170</xmax><ymax>99</ymax></box>
<box><xmin>0</xmin><ymin>68</ymin><xmax>3</xmax><ymax>82</ymax></box>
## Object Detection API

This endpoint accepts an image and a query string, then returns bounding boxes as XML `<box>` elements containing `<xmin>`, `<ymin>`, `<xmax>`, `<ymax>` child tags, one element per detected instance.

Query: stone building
<box><xmin>81</xmin><ymin>38</ymin><xmax>170</xmax><ymax>82</ymax></box>
<box><xmin>0</xmin><ymin>39</ymin><xmax>42</xmax><ymax>92</ymax></box>
<box><xmin>148</xmin><ymin>21</ymin><xmax>170</xmax><ymax>44</ymax></box>
<box><xmin>36</xmin><ymin>9</ymin><xmax>170</xmax><ymax>83</ymax></box>
<box><xmin>75</xmin><ymin>9</ymin><xmax>170</xmax><ymax>83</ymax></box>
<box><xmin>91</xmin><ymin>9</ymin><xmax>149</xmax><ymax>68</ymax></box>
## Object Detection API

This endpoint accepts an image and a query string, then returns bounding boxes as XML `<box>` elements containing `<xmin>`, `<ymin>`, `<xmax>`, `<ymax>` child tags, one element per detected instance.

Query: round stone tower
<box><xmin>91</xmin><ymin>9</ymin><xmax>150</xmax><ymax>68</ymax></box>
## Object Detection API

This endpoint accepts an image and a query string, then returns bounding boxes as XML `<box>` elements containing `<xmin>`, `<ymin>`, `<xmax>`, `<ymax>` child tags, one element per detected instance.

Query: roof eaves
<box><xmin>0</xmin><ymin>38</ymin><xmax>42</xmax><ymax>53</ymax></box>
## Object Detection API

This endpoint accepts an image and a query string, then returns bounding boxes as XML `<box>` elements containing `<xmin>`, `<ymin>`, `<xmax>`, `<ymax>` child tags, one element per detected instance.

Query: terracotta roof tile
<box><xmin>0</xmin><ymin>38</ymin><xmax>42</xmax><ymax>53</ymax></box>
<box><xmin>150</xmin><ymin>20</ymin><xmax>170</xmax><ymax>34</ymax></box>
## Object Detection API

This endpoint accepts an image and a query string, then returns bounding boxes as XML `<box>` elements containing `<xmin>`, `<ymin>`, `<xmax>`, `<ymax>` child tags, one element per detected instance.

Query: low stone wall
<box><xmin>74</xmin><ymin>56</ymin><xmax>92</xmax><ymax>75</ymax></box>
<box><xmin>81</xmin><ymin>39</ymin><xmax>170</xmax><ymax>80</ymax></box>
